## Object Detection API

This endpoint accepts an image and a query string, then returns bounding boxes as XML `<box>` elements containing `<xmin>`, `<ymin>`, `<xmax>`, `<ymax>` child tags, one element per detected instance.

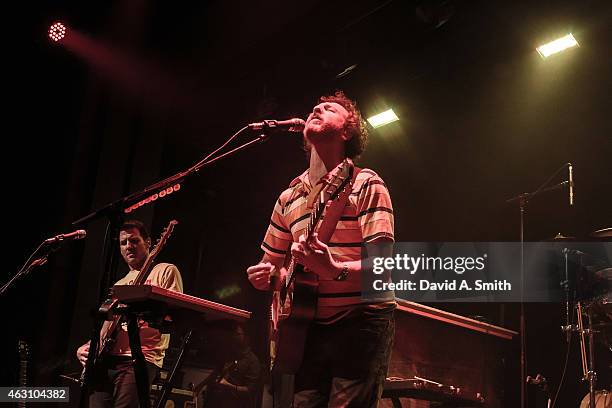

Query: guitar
<box><xmin>269</xmin><ymin>159</ymin><xmax>355</xmax><ymax>374</ymax></box>
<box><xmin>18</xmin><ymin>340</ymin><xmax>30</xmax><ymax>408</ymax></box>
<box><xmin>80</xmin><ymin>220</ymin><xmax>178</xmax><ymax>384</ymax></box>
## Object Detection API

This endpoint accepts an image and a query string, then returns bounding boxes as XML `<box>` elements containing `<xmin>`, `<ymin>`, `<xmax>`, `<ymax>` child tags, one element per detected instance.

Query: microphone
<box><xmin>45</xmin><ymin>229</ymin><xmax>87</xmax><ymax>244</ymax></box>
<box><xmin>568</xmin><ymin>162</ymin><xmax>574</xmax><ymax>206</ymax></box>
<box><xmin>248</xmin><ymin>118</ymin><xmax>305</xmax><ymax>133</ymax></box>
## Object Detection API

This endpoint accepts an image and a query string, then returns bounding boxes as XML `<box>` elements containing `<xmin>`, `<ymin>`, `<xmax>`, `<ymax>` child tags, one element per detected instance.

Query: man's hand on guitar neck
<box><xmin>291</xmin><ymin>233</ymin><xmax>344</xmax><ymax>280</ymax></box>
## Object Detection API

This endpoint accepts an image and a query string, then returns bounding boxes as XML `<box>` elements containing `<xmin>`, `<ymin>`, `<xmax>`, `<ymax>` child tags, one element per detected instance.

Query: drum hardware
<box><xmin>560</xmin><ymin>247</ymin><xmax>611</xmax><ymax>408</ymax></box>
<box><xmin>560</xmin><ymin>324</ymin><xmax>597</xmax><ymax>336</ymax></box>
<box><xmin>559</xmin><ymin>302</ymin><xmax>601</xmax><ymax>408</ymax></box>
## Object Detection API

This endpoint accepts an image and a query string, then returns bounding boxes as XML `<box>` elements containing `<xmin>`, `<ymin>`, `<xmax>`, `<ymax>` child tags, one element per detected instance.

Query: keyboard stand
<box><xmin>125</xmin><ymin>309</ymin><xmax>151</xmax><ymax>408</ymax></box>
<box><xmin>155</xmin><ymin>330</ymin><xmax>192</xmax><ymax>408</ymax></box>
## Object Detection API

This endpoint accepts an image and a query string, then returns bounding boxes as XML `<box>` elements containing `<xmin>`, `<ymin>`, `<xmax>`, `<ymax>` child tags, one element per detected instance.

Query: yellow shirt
<box><xmin>108</xmin><ymin>263</ymin><xmax>183</xmax><ymax>367</ymax></box>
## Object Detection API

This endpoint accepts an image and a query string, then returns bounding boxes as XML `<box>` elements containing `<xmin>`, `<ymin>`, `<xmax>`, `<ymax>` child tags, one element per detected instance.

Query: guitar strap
<box><xmin>305</xmin><ymin>182</ymin><xmax>324</xmax><ymax>210</ymax></box>
<box><xmin>314</xmin><ymin>165</ymin><xmax>360</xmax><ymax>244</ymax></box>
<box><xmin>305</xmin><ymin>161</ymin><xmax>351</xmax><ymax>210</ymax></box>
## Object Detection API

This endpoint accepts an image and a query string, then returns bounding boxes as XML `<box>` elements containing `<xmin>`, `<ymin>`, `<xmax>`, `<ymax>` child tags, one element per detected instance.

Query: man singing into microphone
<box><xmin>76</xmin><ymin>220</ymin><xmax>183</xmax><ymax>408</ymax></box>
<box><xmin>247</xmin><ymin>91</ymin><xmax>395</xmax><ymax>407</ymax></box>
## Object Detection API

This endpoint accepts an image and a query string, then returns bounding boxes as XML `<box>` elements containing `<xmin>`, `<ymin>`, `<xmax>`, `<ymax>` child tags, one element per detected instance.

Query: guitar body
<box><xmin>93</xmin><ymin>297</ymin><xmax>121</xmax><ymax>365</ymax></box>
<box><xmin>273</xmin><ymin>265</ymin><xmax>318</xmax><ymax>374</ymax></box>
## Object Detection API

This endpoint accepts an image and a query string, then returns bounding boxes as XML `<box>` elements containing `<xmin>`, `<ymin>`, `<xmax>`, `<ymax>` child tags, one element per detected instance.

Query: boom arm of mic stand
<box><xmin>506</xmin><ymin>181</ymin><xmax>569</xmax><ymax>204</ymax></box>
<box><xmin>192</xmin><ymin>133</ymin><xmax>270</xmax><ymax>170</ymax></box>
<box><xmin>72</xmin><ymin>125</ymin><xmax>262</xmax><ymax>226</ymax></box>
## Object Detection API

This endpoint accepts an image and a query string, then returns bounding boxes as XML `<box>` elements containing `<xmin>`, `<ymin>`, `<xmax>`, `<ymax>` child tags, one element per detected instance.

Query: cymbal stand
<box><xmin>560</xmin><ymin>248</ymin><xmax>572</xmax><ymax>343</ymax></box>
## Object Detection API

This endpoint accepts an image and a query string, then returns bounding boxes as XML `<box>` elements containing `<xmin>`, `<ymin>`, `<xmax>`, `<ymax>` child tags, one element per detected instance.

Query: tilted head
<box><xmin>303</xmin><ymin>91</ymin><xmax>368</xmax><ymax>159</ymax></box>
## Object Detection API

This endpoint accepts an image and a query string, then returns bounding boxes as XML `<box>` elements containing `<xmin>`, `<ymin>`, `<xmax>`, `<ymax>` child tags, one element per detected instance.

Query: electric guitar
<box><xmin>80</xmin><ymin>220</ymin><xmax>178</xmax><ymax>384</ymax></box>
<box><xmin>269</xmin><ymin>159</ymin><xmax>355</xmax><ymax>374</ymax></box>
<box><xmin>18</xmin><ymin>340</ymin><xmax>30</xmax><ymax>408</ymax></box>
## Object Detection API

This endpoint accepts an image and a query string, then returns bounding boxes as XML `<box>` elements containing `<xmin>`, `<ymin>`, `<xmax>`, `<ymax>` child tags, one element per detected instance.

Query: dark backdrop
<box><xmin>3</xmin><ymin>1</ymin><xmax>611</xmax><ymax>407</ymax></box>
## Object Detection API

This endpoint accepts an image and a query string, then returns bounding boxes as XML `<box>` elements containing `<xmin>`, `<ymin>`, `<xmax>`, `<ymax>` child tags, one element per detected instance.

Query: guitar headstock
<box><xmin>320</xmin><ymin>158</ymin><xmax>355</xmax><ymax>204</ymax></box>
<box><xmin>149</xmin><ymin>220</ymin><xmax>178</xmax><ymax>259</ymax></box>
<box><xmin>18</xmin><ymin>340</ymin><xmax>30</xmax><ymax>360</ymax></box>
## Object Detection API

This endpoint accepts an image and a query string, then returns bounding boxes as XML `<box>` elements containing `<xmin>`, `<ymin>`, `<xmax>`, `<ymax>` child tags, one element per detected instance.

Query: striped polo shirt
<box><xmin>261</xmin><ymin>165</ymin><xmax>395</xmax><ymax>323</ymax></box>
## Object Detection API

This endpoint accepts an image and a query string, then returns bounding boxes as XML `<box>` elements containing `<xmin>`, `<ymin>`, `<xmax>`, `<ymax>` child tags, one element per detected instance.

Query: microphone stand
<box><xmin>72</xmin><ymin>124</ymin><xmax>274</xmax><ymax>407</ymax></box>
<box><xmin>0</xmin><ymin>239</ymin><xmax>65</xmax><ymax>296</ymax></box>
<box><xmin>506</xmin><ymin>163</ymin><xmax>572</xmax><ymax>408</ymax></box>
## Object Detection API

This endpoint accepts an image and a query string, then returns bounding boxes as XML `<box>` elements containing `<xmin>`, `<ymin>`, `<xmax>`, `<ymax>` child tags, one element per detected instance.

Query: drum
<box><xmin>579</xmin><ymin>390</ymin><xmax>611</xmax><ymax>408</ymax></box>
<box><xmin>586</xmin><ymin>268</ymin><xmax>612</xmax><ymax>320</ymax></box>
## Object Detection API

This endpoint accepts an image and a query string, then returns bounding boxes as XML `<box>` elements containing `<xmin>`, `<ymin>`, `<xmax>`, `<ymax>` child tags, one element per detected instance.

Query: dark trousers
<box><xmin>293</xmin><ymin>307</ymin><xmax>395</xmax><ymax>408</ymax></box>
<box><xmin>89</xmin><ymin>357</ymin><xmax>159</xmax><ymax>408</ymax></box>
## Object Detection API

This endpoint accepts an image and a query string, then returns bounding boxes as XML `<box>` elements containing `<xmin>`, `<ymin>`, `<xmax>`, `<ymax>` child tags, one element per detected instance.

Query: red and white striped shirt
<box><xmin>261</xmin><ymin>166</ymin><xmax>395</xmax><ymax>323</ymax></box>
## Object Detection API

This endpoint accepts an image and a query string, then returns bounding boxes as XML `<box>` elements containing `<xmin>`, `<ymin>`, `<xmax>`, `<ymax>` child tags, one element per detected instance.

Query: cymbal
<box><xmin>594</xmin><ymin>267</ymin><xmax>612</xmax><ymax>280</ymax></box>
<box><xmin>590</xmin><ymin>227</ymin><xmax>612</xmax><ymax>238</ymax></box>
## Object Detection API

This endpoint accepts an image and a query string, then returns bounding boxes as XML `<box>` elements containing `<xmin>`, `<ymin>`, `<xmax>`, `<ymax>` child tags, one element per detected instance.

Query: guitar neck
<box><xmin>305</xmin><ymin>200</ymin><xmax>323</xmax><ymax>240</ymax></box>
<box><xmin>132</xmin><ymin>255</ymin><xmax>156</xmax><ymax>286</ymax></box>
<box><xmin>285</xmin><ymin>162</ymin><xmax>354</xmax><ymax>286</ymax></box>
<box><xmin>132</xmin><ymin>220</ymin><xmax>177</xmax><ymax>286</ymax></box>
<box><xmin>19</xmin><ymin>360</ymin><xmax>27</xmax><ymax>381</ymax></box>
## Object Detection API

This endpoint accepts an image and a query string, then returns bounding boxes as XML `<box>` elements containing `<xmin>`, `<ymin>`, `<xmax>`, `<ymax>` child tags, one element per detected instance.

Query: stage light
<box><xmin>536</xmin><ymin>34</ymin><xmax>579</xmax><ymax>58</ymax></box>
<box><xmin>123</xmin><ymin>183</ymin><xmax>182</xmax><ymax>213</ymax></box>
<box><xmin>367</xmin><ymin>109</ymin><xmax>399</xmax><ymax>128</ymax></box>
<box><xmin>48</xmin><ymin>22</ymin><xmax>67</xmax><ymax>43</ymax></box>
